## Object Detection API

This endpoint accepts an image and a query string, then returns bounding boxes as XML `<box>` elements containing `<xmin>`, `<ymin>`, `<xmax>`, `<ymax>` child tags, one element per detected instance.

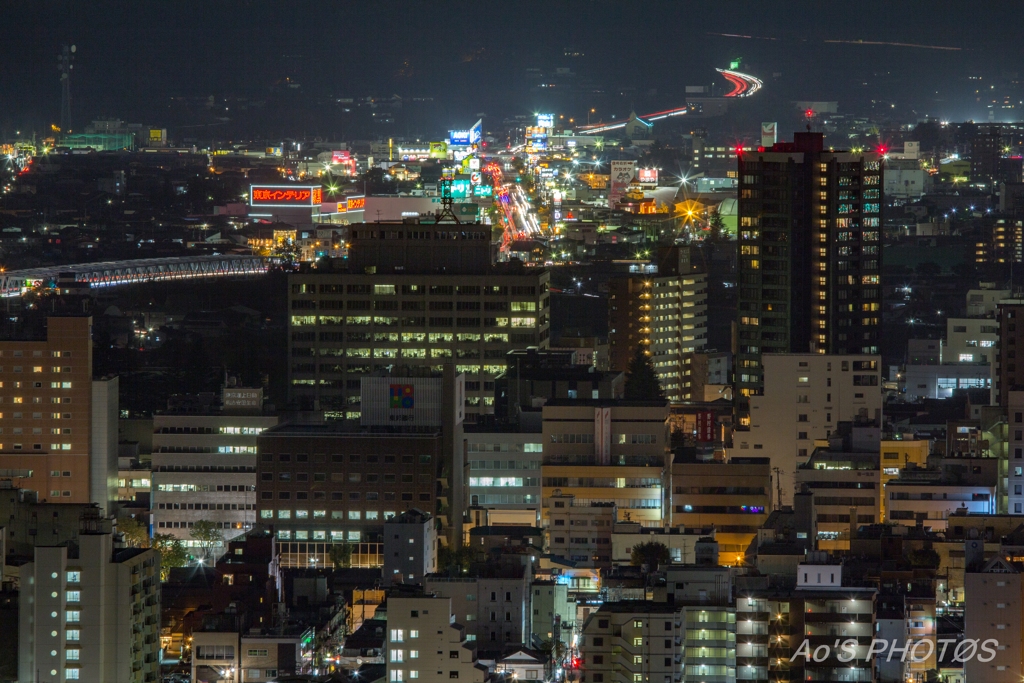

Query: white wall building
<box><xmin>19</xmin><ymin>531</ymin><xmax>161</xmax><ymax>683</ymax></box>
<box><xmin>943</xmin><ymin>317</ymin><xmax>999</xmax><ymax>364</ymax></box>
<box><xmin>151</xmin><ymin>413</ymin><xmax>278</xmax><ymax>558</ymax></box>
<box><xmin>734</xmin><ymin>354</ymin><xmax>882</xmax><ymax>507</ymax></box>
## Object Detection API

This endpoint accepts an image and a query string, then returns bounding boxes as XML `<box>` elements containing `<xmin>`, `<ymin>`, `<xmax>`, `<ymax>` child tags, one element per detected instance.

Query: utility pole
<box><xmin>772</xmin><ymin>466</ymin><xmax>784</xmax><ymax>510</ymax></box>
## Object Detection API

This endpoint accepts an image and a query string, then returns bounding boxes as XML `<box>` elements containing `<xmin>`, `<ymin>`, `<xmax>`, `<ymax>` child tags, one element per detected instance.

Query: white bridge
<box><xmin>0</xmin><ymin>254</ymin><xmax>270</xmax><ymax>297</ymax></box>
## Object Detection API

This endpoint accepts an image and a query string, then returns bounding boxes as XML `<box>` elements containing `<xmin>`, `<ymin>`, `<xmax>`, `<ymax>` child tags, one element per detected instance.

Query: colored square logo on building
<box><xmin>390</xmin><ymin>384</ymin><xmax>414</xmax><ymax>409</ymax></box>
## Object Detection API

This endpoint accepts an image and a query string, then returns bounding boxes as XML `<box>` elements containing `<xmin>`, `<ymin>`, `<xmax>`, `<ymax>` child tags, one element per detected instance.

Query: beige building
<box><xmin>541</xmin><ymin>399</ymin><xmax>670</xmax><ymax>528</ymax></box>
<box><xmin>0</xmin><ymin>316</ymin><xmax>119</xmax><ymax>515</ymax></box>
<box><xmin>544</xmin><ymin>493</ymin><xmax>616</xmax><ymax>567</ymax></box>
<box><xmin>580</xmin><ymin>602</ymin><xmax>689</xmax><ymax>683</ymax></box>
<box><xmin>734</xmin><ymin>354</ymin><xmax>882</xmax><ymax>507</ymax></box>
<box><xmin>669</xmin><ymin>455</ymin><xmax>770</xmax><ymax>566</ymax></box>
<box><xmin>424</xmin><ymin>565</ymin><xmax>532</xmax><ymax>646</ymax></box>
<box><xmin>18</xmin><ymin>531</ymin><xmax>161</xmax><ymax>683</ymax></box>
<box><xmin>965</xmin><ymin>556</ymin><xmax>1024</xmax><ymax>683</ymax></box>
<box><xmin>385</xmin><ymin>594</ymin><xmax>487</xmax><ymax>683</ymax></box>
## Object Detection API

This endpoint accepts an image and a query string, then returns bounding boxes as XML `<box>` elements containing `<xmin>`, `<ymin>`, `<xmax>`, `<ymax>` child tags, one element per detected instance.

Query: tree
<box><xmin>118</xmin><ymin>515</ymin><xmax>150</xmax><ymax>548</ymax></box>
<box><xmin>153</xmin><ymin>533</ymin><xmax>189</xmax><ymax>580</ymax></box>
<box><xmin>631</xmin><ymin>541</ymin><xmax>671</xmax><ymax>573</ymax></box>
<box><xmin>438</xmin><ymin>544</ymin><xmax>476</xmax><ymax>574</ymax></box>
<box><xmin>707</xmin><ymin>207</ymin><xmax>726</xmax><ymax>242</ymax></box>
<box><xmin>329</xmin><ymin>542</ymin><xmax>354</xmax><ymax>569</ymax></box>
<box><xmin>189</xmin><ymin>520</ymin><xmax>223</xmax><ymax>562</ymax></box>
<box><xmin>624</xmin><ymin>346</ymin><xmax>666</xmax><ymax>401</ymax></box>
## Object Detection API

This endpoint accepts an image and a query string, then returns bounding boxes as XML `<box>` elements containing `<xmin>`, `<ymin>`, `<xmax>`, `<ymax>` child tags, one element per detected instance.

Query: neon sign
<box><xmin>250</xmin><ymin>185</ymin><xmax>322</xmax><ymax>207</ymax></box>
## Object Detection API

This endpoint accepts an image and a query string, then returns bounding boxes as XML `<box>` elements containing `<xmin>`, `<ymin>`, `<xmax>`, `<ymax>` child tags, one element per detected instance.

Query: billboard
<box><xmin>525</xmin><ymin>139</ymin><xmax>548</xmax><ymax>153</ymax></box>
<box><xmin>331</xmin><ymin>150</ymin><xmax>350</xmax><ymax>164</ymax></box>
<box><xmin>537</xmin><ymin>113</ymin><xmax>554</xmax><ymax>128</ymax></box>
<box><xmin>223</xmin><ymin>388</ymin><xmax>262</xmax><ymax>414</ymax></box>
<box><xmin>637</xmin><ymin>168</ymin><xmax>658</xmax><ymax>184</ymax></box>
<box><xmin>265</xmin><ymin>147</ymin><xmax>283</xmax><ymax>157</ymax></box>
<box><xmin>609</xmin><ymin>160</ymin><xmax>636</xmax><ymax>208</ymax></box>
<box><xmin>361</xmin><ymin>377</ymin><xmax>443</xmax><ymax>426</ymax></box>
<box><xmin>526</xmin><ymin>127</ymin><xmax>548</xmax><ymax>138</ymax></box>
<box><xmin>761</xmin><ymin>122</ymin><xmax>777</xmax><ymax>148</ymax></box>
<box><xmin>473</xmin><ymin>185</ymin><xmax>493</xmax><ymax>197</ymax></box>
<box><xmin>449</xmin><ymin>119</ymin><xmax>482</xmax><ymax>146</ymax></box>
<box><xmin>429</xmin><ymin>142</ymin><xmax>448</xmax><ymax>159</ymax></box>
<box><xmin>450</xmin><ymin>178</ymin><xmax>473</xmax><ymax>198</ymax></box>
<box><xmin>250</xmin><ymin>185</ymin><xmax>322</xmax><ymax>207</ymax></box>
<box><xmin>695</xmin><ymin>411</ymin><xmax>716</xmax><ymax>443</ymax></box>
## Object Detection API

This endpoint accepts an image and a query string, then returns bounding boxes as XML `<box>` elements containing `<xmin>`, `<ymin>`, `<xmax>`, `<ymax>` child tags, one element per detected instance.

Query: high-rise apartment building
<box><xmin>995</xmin><ymin>301</ymin><xmax>1024</xmax><ymax>407</ymax></box>
<box><xmin>736</xmin><ymin>133</ymin><xmax>883</xmax><ymax>415</ymax></box>
<box><xmin>18</xmin><ymin>530</ymin><xmax>161</xmax><ymax>683</ymax></box>
<box><xmin>287</xmin><ymin>222</ymin><xmax>549</xmax><ymax>422</ymax></box>
<box><xmin>0</xmin><ymin>316</ymin><xmax>118</xmax><ymax>514</ymax></box>
<box><xmin>608</xmin><ymin>247</ymin><xmax>707</xmax><ymax>401</ymax></box>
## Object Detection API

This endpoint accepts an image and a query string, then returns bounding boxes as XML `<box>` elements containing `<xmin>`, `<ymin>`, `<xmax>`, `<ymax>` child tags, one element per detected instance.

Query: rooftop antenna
<box><xmin>435</xmin><ymin>172</ymin><xmax>461</xmax><ymax>224</ymax></box>
<box><xmin>59</xmin><ymin>44</ymin><xmax>76</xmax><ymax>136</ymax></box>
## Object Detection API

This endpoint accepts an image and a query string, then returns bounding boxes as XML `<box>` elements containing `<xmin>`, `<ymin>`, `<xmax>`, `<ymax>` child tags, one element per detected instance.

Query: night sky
<box><xmin>0</xmin><ymin>0</ymin><xmax>1019</xmax><ymax>136</ymax></box>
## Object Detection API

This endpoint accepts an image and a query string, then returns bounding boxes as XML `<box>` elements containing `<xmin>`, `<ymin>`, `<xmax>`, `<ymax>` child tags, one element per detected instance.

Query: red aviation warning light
<box><xmin>805</xmin><ymin>109</ymin><xmax>814</xmax><ymax>118</ymax></box>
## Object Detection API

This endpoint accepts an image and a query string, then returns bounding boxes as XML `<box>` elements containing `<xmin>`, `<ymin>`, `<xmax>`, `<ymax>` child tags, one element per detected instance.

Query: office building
<box><xmin>544</xmin><ymin>494</ymin><xmax>616</xmax><ymax>567</ymax></box>
<box><xmin>465</xmin><ymin>430</ymin><xmax>544</xmax><ymax>512</ymax></box>
<box><xmin>151</xmin><ymin>408</ymin><xmax>278</xmax><ymax>556</ymax></box>
<box><xmin>796</xmin><ymin>445</ymin><xmax>880</xmax><ymax>553</ymax></box>
<box><xmin>495</xmin><ymin>347</ymin><xmax>624</xmax><ymax>425</ymax></box>
<box><xmin>541</xmin><ymin>399</ymin><xmax>670</xmax><ymax>527</ymax></box>
<box><xmin>257</xmin><ymin>369</ymin><xmax>465</xmax><ymax>567</ymax></box>
<box><xmin>287</xmin><ymin>222</ymin><xmax>550</xmax><ymax>422</ymax></box>
<box><xmin>736</xmin><ymin>133</ymin><xmax>883</xmax><ymax>415</ymax></box>
<box><xmin>18</xmin><ymin>530</ymin><xmax>161</xmax><ymax>683</ymax></box>
<box><xmin>191</xmin><ymin>630</ymin><xmax>306</xmax><ymax>683</ymax></box>
<box><xmin>608</xmin><ymin>246</ymin><xmax>708</xmax><ymax>401</ymax></box>
<box><xmin>383</xmin><ymin>508</ymin><xmax>437</xmax><ymax>586</ymax></box>
<box><xmin>0</xmin><ymin>316</ymin><xmax>119</xmax><ymax>515</ymax></box>
<box><xmin>385</xmin><ymin>594</ymin><xmax>487</xmax><ymax>683</ymax></box>
<box><xmin>733</xmin><ymin>354</ymin><xmax>882</xmax><ymax>506</ymax></box>
<box><xmin>669</xmin><ymin>455</ymin><xmax>770</xmax><ymax>566</ymax></box>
